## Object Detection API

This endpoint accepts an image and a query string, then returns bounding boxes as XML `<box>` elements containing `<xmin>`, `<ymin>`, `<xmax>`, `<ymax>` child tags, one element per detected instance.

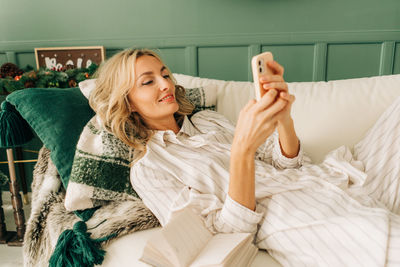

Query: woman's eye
<box><xmin>142</xmin><ymin>80</ymin><xmax>153</xmax><ymax>85</ymax></box>
<box><xmin>163</xmin><ymin>74</ymin><xmax>170</xmax><ymax>79</ymax></box>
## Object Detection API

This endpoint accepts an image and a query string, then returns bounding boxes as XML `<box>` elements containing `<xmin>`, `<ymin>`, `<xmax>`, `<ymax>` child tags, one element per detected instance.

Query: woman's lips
<box><xmin>159</xmin><ymin>94</ymin><xmax>174</xmax><ymax>102</ymax></box>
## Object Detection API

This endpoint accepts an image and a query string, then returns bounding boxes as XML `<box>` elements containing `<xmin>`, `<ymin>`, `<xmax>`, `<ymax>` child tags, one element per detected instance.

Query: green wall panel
<box><xmin>394</xmin><ymin>43</ymin><xmax>400</xmax><ymax>74</ymax></box>
<box><xmin>0</xmin><ymin>53</ymin><xmax>7</xmax><ymax>65</ymax></box>
<box><xmin>103</xmin><ymin>47</ymin><xmax>187</xmax><ymax>75</ymax></box>
<box><xmin>262</xmin><ymin>45</ymin><xmax>315</xmax><ymax>82</ymax></box>
<box><xmin>16</xmin><ymin>52</ymin><xmax>36</xmax><ymax>69</ymax></box>
<box><xmin>198</xmin><ymin>46</ymin><xmax>248</xmax><ymax>81</ymax></box>
<box><xmin>105</xmin><ymin>49</ymin><xmax>122</xmax><ymax>59</ymax></box>
<box><xmin>158</xmin><ymin>48</ymin><xmax>186</xmax><ymax>75</ymax></box>
<box><xmin>326</xmin><ymin>43</ymin><xmax>381</xmax><ymax>80</ymax></box>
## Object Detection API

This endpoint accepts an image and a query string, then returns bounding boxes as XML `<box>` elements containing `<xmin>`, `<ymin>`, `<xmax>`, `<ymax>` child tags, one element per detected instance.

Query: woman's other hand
<box><xmin>232</xmin><ymin>88</ymin><xmax>287</xmax><ymax>155</ymax></box>
<box><xmin>261</xmin><ymin>60</ymin><xmax>299</xmax><ymax>158</ymax></box>
<box><xmin>260</xmin><ymin>60</ymin><xmax>295</xmax><ymax>126</ymax></box>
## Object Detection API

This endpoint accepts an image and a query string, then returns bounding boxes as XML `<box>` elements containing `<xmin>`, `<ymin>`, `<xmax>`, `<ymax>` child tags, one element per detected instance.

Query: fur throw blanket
<box><xmin>23</xmin><ymin>147</ymin><xmax>160</xmax><ymax>267</ymax></box>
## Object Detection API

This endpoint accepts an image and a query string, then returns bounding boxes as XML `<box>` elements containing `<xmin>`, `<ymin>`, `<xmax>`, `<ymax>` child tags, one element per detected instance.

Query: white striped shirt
<box><xmin>130</xmin><ymin>108</ymin><xmax>400</xmax><ymax>267</ymax></box>
<box><xmin>131</xmin><ymin>110</ymin><xmax>306</xmax><ymax>233</ymax></box>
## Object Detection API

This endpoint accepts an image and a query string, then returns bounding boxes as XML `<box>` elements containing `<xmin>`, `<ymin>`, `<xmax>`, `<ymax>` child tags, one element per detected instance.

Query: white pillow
<box><xmin>173</xmin><ymin>73</ymin><xmax>253</xmax><ymax>124</ymax></box>
<box><xmin>174</xmin><ymin>73</ymin><xmax>400</xmax><ymax>163</ymax></box>
<box><xmin>78</xmin><ymin>78</ymin><xmax>96</xmax><ymax>99</ymax></box>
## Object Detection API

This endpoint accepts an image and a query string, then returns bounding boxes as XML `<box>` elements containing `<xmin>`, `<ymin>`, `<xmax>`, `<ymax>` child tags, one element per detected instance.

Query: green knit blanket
<box><xmin>64</xmin><ymin>115</ymin><xmax>139</xmax><ymax>211</ymax></box>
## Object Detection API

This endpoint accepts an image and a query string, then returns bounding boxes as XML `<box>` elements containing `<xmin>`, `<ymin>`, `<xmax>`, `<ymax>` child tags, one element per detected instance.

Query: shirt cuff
<box><xmin>219</xmin><ymin>194</ymin><xmax>263</xmax><ymax>233</ymax></box>
<box><xmin>272</xmin><ymin>132</ymin><xmax>304</xmax><ymax>169</ymax></box>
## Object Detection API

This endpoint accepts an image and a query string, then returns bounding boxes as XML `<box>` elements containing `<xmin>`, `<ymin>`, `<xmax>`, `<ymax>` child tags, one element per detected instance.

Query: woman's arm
<box><xmin>229</xmin><ymin>145</ymin><xmax>256</xmax><ymax>210</ymax></box>
<box><xmin>229</xmin><ymin>88</ymin><xmax>288</xmax><ymax>211</ymax></box>
<box><xmin>261</xmin><ymin>61</ymin><xmax>300</xmax><ymax>158</ymax></box>
<box><xmin>277</xmin><ymin>117</ymin><xmax>300</xmax><ymax>158</ymax></box>
<box><xmin>229</xmin><ymin>60</ymin><xmax>303</xmax><ymax>210</ymax></box>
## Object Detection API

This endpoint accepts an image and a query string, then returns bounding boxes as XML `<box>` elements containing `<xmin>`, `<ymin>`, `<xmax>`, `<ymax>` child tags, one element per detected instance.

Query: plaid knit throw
<box><xmin>64</xmin><ymin>115</ymin><xmax>138</xmax><ymax>211</ymax></box>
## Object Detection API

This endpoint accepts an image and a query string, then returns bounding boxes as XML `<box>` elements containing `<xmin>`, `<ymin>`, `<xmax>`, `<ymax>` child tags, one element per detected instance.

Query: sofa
<box><xmin>4</xmin><ymin>70</ymin><xmax>397</xmax><ymax>266</ymax></box>
<box><xmin>95</xmin><ymin>73</ymin><xmax>400</xmax><ymax>266</ymax></box>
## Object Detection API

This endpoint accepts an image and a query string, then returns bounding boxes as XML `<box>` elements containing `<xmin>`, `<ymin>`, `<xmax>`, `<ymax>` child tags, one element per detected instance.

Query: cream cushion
<box><xmin>174</xmin><ymin>73</ymin><xmax>400</xmax><ymax>163</ymax></box>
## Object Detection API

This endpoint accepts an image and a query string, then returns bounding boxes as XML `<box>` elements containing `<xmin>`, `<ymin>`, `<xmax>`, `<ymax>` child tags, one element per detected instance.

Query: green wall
<box><xmin>1</xmin><ymin>0</ymin><xmax>399</xmax><ymax>81</ymax></box>
<box><xmin>1</xmin><ymin>0</ymin><xmax>399</xmax><ymax>41</ymax></box>
<box><xmin>1</xmin><ymin>0</ymin><xmax>400</xmax><ymax>191</ymax></box>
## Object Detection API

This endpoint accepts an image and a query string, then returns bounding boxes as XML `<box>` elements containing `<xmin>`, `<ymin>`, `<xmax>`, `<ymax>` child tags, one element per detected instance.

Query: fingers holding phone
<box><xmin>259</xmin><ymin>75</ymin><xmax>289</xmax><ymax>99</ymax></box>
<box><xmin>251</xmin><ymin>53</ymin><xmax>296</xmax><ymax>126</ymax></box>
<box><xmin>266</xmin><ymin>60</ymin><xmax>284</xmax><ymax>76</ymax></box>
<box><xmin>251</xmin><ymin>52</ymin><xmax>274</xmax><ymax>101</ymax></box>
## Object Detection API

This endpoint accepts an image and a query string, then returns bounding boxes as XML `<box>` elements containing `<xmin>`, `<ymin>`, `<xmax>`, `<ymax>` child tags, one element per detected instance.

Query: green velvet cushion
<box><xmin>6</xmin><ymin>88</ymin><xmax>94</xmax><ymax>188</ymax></box>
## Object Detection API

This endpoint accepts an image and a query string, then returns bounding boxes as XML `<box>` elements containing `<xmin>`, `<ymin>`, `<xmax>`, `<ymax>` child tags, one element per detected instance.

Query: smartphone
<box><xmin>251</xmin><ymin>52</ymin><xmax>274</xmax><ymax>101</ymax></box>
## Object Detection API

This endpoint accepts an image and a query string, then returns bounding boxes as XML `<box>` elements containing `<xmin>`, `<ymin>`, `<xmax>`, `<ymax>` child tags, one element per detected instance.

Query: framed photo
<box><xmin>34</xmin><ymin>46</ymin><xmax>105</xmax><ymax>70</ymax></box>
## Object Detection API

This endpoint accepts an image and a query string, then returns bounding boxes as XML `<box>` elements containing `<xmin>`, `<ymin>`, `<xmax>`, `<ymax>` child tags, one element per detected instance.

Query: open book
<box><xmin>140</xmin><ymin>208</ymin><xmax>258</xmax><ymax>267</ymax></box>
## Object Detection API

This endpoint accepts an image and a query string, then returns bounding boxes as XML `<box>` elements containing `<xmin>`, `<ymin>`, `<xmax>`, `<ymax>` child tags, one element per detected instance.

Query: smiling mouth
<box><xmin>159</xmin><ymin>94</ymin><xmax>174</xmax><ymax>102</ymax></box>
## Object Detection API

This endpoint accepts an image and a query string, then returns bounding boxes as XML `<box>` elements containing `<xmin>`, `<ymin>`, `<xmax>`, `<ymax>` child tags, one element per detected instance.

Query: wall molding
<box><xmin>1</xmin><ymin>30</ymin><xmax>399</xmax><ymax>82</ymax></box>
<box><xmin>313</xmin><ymin>43</ymin><xmax>328</xmax><ymax>81</ymax></box>
<box><xmin>1</xmin><ymin>30</ymin><xmax>399</xmax><ymax>52</ymax></box>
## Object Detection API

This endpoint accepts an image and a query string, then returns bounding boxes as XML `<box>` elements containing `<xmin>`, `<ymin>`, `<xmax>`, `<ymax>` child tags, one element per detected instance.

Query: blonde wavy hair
<box><xmin>89</xmin><ymin>48</ymin><xmax>194</xmax><ymax>154</ymax></box>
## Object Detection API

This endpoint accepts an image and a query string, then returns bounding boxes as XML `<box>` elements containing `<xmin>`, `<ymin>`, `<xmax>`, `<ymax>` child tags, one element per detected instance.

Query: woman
<box><xmin>90</xmin><ymin>48</ymin><xmax>400</xmax><ymax>266</ymax></box>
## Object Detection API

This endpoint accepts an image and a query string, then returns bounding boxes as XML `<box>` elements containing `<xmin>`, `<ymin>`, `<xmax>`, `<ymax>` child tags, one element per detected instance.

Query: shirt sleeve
<box><xmin>256</xmin><ymin>130</ymin><xmax>310</xmax><ymax>169</ymax></box>
<box><xmin>131</xmin><ymin>163</ymin><xmax>263</xmax><ymax>234</ymax></box>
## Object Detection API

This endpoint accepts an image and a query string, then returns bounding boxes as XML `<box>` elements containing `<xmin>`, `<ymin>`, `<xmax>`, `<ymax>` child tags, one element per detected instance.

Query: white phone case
<box><xmin>251</xmin><ymin>52</ymin><xmax>274</xmax><ymax>101</ymax></box>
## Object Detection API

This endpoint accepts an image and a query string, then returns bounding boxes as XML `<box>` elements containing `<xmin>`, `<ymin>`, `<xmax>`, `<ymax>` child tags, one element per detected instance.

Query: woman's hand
<box><xmin>232</xmin><ymin>88</ymin><xmax>288</xmax><ymax>155</ymax></box>
<box><xmin>261</xmin><ymin>60</ymin><xmax>299</xmax><ymax>158</ymax></box>
<box><xmin>259</xmin><ymin>60</ymin><xmax>295</xmax><ymax>126</ymax></box>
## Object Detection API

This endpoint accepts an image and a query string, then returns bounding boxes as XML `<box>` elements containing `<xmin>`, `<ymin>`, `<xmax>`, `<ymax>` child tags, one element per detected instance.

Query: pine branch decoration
<box><xmin>0</xmin><ymin>63</ymin><xmax>98</xmax><ymax>95</ymax></box>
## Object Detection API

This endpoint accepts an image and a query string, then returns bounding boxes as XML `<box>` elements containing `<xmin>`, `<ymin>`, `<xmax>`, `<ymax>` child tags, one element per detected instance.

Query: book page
<box><xmin>140</xmin><ymin>239</ymin><xmax>174</xmax><ymax>267</ymax></box>
<box><xmin>231</xmin><ymin>241</ymin><xmax>258</xmax><ymax>267</ymax></box>
<box><xmin>141</xmin><ymin>208</ymin><xmax>213</xmax><ymax>267</ymax></box>
<box><xmin>190</xmin><ymin>233</ymin><xmax>253</xmax><ymax>267</ymax></box>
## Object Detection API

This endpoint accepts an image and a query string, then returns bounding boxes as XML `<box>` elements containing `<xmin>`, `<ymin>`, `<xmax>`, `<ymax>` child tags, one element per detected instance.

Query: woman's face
<box><xmin>128</xmin><ymin>55</ymin><xmax>179</xmax><ymax>129</ymax></box>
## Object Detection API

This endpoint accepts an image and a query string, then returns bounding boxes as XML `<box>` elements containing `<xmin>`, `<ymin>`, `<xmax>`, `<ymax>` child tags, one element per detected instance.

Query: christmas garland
<box><xmin>0</xmin><ymin>63</ymin><xmax>98</xmax><ymax>95</ymax></box>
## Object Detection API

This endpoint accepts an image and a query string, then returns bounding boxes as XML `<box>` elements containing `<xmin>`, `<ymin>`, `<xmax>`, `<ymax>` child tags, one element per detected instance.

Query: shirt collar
<box><xmin>179</xmin><ymin>115</ymin><xmax>200</xmax><ymax>137</ymax></box>
<box><xmin>151</xmin><ymin>116</ymin><xmax>200</xmax><ymax>146</ymax></box>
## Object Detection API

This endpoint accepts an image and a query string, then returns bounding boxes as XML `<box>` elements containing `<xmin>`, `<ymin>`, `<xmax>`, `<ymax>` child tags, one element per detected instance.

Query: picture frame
<box><xmin>34</xmin><ymin>46</ymin><xmax>105</xmax><ymax>70</ymax></box>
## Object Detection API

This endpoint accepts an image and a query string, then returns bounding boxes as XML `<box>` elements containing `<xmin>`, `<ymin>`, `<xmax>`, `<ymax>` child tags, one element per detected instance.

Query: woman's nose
<box><xmin>159</xmin><ymin>79</ymin><xmax>170</xmax><ymax>91</ymax></box>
